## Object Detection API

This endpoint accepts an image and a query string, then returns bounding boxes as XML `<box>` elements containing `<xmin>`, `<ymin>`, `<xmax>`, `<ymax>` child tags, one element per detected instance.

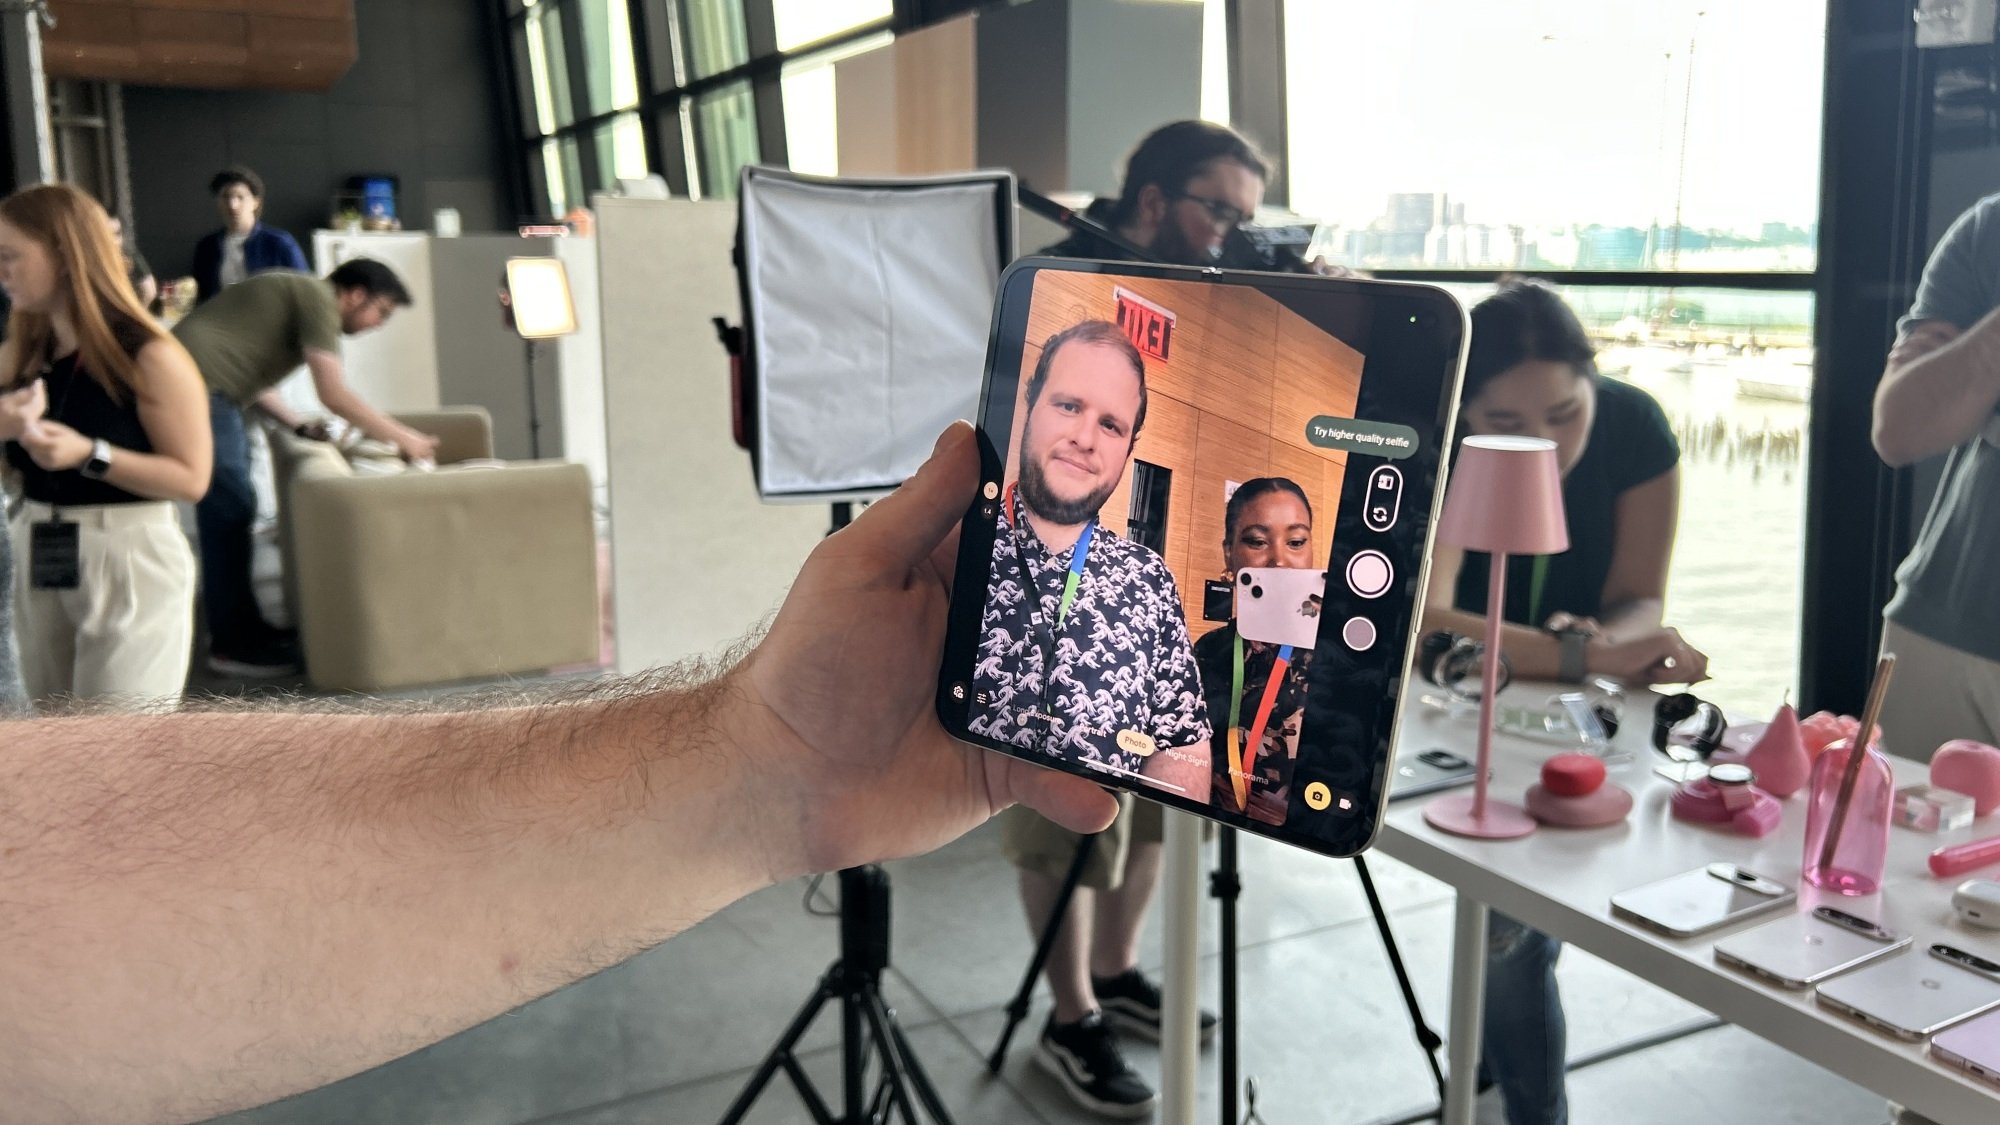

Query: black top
<box><xmin>4</xmin><ymin>327</ymin><xmax>157</xmax><ymax>506</ymax></box>
<box><xmin>1454</xmin><ymin>377</ymin><xmax>1680</xmax><ymax>624</ymax></box>
<box><xmin>1040</xmin><ymin>199</ymin><xmax>1139</xmax><ymax>261</ymax></box>
<box><xmin>1193</xmin><ymin>622</ymin><xmax>1314</xmax><ymax>825</ymax></box>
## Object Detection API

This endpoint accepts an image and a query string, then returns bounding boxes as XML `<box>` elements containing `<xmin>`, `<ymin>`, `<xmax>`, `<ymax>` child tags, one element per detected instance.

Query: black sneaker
<box><xmin>1092</xmin><ymin>967</ymin><xmax>1218</xmax><ymax>1045</ymax></box>
<box><xmin>1034</xmin><ymin>1011</ymin><xmax>1156</xmax><ymax>1118</ymax></box>
<box><xmin>206</xmin><ymin>637</ymin><xmax>302</xmax><ymax>678</ymax></box>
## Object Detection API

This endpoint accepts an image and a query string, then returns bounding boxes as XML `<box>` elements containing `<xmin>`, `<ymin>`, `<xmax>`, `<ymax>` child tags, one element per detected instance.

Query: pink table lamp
<box><xmin>1423</xmin><ymin>435</ymin><xmax>1570</xmax><ymax>840</ymax></box>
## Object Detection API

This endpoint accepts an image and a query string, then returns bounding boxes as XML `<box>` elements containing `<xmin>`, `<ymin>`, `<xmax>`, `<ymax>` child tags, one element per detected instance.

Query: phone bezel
<box><xmin>934</xmin><ymin>257</ymin><xmax>1468</xmax><ymax>859</ymax></box>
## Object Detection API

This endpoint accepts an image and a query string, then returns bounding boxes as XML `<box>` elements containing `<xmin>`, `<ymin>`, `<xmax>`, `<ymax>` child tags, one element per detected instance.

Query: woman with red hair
<box><xmin>0</xmin><ymin>183</ymin><xmax>210</xmax><ymax>704</ymax></box>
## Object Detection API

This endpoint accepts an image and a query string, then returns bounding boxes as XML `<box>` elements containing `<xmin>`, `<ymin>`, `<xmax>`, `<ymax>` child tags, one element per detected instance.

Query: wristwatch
<box><xmin>1707</xmin><ymin>763</ymin><xmax>1758</xmax><ymax>812</ymax></box>
<box><xmin>1555</xmin><ymin>626</ymin><xmax>1589</xmax><ymax>684</ymax></box>
<box><xmin>79</xmin><ymin>438</ymin><xmax>114</xmax><ymax>480</ymax></box>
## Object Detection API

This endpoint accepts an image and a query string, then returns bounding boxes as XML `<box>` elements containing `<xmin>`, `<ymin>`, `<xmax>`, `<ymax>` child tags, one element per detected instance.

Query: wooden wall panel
<box><xmin>45</xmin><ymin>0</ymin><xmax>357</xmax><ymax>90</ymax></box>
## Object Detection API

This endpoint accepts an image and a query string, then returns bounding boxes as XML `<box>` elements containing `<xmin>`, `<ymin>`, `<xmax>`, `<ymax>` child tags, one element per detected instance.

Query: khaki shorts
<box><xmin>1000</xmin><ymin>793</ymin><xmax>1209</xmax><ymax>890</ymax></box>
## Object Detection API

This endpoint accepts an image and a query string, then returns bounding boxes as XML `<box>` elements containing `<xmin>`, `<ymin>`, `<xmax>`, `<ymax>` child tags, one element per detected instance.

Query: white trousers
<box><xmin>10</xmin><ymin>499</ymin><xmax>196</xmax><ymax>706</ymax></box>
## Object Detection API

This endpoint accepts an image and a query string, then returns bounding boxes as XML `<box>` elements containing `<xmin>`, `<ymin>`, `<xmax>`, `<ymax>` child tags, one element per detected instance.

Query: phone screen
<box><xmin>936</xmin><ymin>259</ymin><xmax>1466</xmax><ymax>858</ymax></box>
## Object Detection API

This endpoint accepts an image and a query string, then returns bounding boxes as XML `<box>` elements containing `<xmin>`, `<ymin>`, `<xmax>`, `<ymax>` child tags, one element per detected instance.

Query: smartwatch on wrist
<box><xmin>79</xmin><ymin>438</ymin><xmax>114</xmax><ymax>480</ymax></box>
<box><xmin>1554</xmin><ymin>627</ymin><xmax>1589</xmax><ymax>684</ymax></box>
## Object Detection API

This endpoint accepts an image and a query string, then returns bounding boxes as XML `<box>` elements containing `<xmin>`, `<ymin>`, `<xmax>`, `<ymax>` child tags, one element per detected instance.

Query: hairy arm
<box><xmin>0</xmin><ymin>676</ymin><xmax>769</xmax><ymax>1124</ymax></box>
<box><xmin>0</xmin><ymin>422</ymin><xmax>1114</xmax><ymax>1124</ymax></box>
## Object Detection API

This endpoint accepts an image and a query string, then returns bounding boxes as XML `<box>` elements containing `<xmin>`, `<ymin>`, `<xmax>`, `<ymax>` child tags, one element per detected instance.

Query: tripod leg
<box><xmin>1216</xmin><ymin>827</ymin><xmax>1241</xmax><ymax>1125</ymax></box>
<box><xmin>869</xmin><ymin>990</ymin><xmax>957</xmax><ymax>1125</ymax></box>
<box><xmin>718</xmin><ymin>972</ymin><xmax>840</xmax><ymax>1125</ymax></box>
<box><xmin>986</xmin><ymin>832</ymin><xmax>1099</xmax><ymax>1072</ymax></box>
<box><xmin>1353</xmin><ymin>854</ymin><xmax>1448</xmax><ymax>1103</ymax></box>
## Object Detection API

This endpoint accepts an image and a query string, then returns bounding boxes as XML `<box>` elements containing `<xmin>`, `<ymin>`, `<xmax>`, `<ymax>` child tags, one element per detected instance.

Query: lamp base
<box><xmin>1424</xmin><ymin>793</ymin><xmax>1538</xmax><ymax>839</ymax></box>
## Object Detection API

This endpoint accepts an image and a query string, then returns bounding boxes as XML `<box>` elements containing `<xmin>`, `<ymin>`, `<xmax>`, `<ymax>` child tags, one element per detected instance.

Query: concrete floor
<box><xmin>203</xmin><ymin>819</ymin><xmax>1897</xmax><ymax>1125</ymax></box>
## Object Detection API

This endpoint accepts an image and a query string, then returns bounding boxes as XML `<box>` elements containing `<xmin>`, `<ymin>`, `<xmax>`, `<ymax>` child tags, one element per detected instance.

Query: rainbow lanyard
<box><xmin>1227</xmin><ymin>632</ymin><xmax>1294</xmax><ymax>813</ymax></box>
<box><xmin>1007</xmin><ymin>485</ymin><xmax>1096</xmax><ymax>630</ymax></box>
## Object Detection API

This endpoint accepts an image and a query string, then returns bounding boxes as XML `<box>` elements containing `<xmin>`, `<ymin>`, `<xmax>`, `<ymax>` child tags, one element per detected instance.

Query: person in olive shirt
<box><xmin>173</xmin><ymin>259</ymin><xmax>438</xmax><ymax>676</ymax></box>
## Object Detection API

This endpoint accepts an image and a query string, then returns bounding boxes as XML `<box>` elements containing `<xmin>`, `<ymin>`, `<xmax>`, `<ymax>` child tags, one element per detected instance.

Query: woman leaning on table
<box><xmin>1420</xmin><ymin>278</ymin><xmax>1711</xmax><ymax>1125</ymax></box>
<box><xmin>0</xmin><ymin>183</ymin><xmax>211</xmax><ymax>705</ymax></box>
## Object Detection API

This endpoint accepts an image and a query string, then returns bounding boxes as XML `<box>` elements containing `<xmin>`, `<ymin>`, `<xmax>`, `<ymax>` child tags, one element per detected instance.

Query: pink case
<box><xmin>1932</xmin><ymin>1008</ymin><xmax>2000</xmax><ymax>1087</ymax></box>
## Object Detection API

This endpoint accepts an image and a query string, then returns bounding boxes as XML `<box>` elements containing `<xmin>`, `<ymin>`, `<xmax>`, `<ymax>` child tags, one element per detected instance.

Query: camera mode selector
<box><xmin>1363</xmin><ymin>465</ymin><xmax>1402</xmax><ymax>532</ymax></box>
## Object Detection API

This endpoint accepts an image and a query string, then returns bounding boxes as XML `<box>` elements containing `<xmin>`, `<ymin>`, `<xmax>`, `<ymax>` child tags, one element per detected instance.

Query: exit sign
<box><xmin>1114</xmin><ymin>287</ymin><xmax>1176</xmax><ymax>363</ymax></box>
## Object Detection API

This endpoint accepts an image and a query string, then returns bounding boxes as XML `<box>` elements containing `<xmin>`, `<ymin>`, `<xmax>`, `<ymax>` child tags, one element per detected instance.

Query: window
<box><xmin>1283</xmin><ymin>0</ymin><xmax>1830</xmax><ymax>713</ymax></box>
<box><xmin>1285</xmin><ymin>1</ymin><xmax>1824</xmax><ymax>274</ymax></box>
<box><xmin>694</xmin><ymin>81</ymin><xmax>760</xmax><ymax>198</ymax></box>
<box><xmin>578</xmin><ymin>0</ymin><xmax>642</xmax><ymax>115</ymax></box>
<box><xmin>502</xmin><ymin>1</ymin><xmax>944</xmax><ymax>214</ymax></box>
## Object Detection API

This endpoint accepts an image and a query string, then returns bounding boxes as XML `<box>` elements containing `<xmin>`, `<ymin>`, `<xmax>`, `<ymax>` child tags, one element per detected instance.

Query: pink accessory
<box><xmin>1804</xmin><ymin>737</ymin><xmax>1895</xmax><ymax>894</ymax></box>
<box><xmin>1671</xmin><ymin>775</ymin><xmax>1783</xmax><ymax>837</ymax></box>
<box><xmin>1541</xmin><ymin>753</ymin><xmax>1606</xmax><ymax>797</ymax></box>
<box><xmin>1932</xmin><ymin>740</ymin><xmax>2000</xmax><ymax>817</ymax></box>
<box><xmin>1799</xmin><ymin>711</ymin><xmax>1885</xmax><ymax>759</ymax></box>
<box><xmin>1423</xmin><ymin>436</ymin><xmax>1569</xmax><ymax>841</ymax></box>
<box><xmin>1744</xmin><ymin>702</ymin><xmax>1812</xmax><ymax>798</ymax></box>
<box><xmin>1930</xmin><ymin>834</ymin><xmax>2000</xmax><ymax>878</ymax></box>
<box><xmin>1526</xmin><ymin>780</ymin><xmax>1633</xmax><ymax>827</ymax></box>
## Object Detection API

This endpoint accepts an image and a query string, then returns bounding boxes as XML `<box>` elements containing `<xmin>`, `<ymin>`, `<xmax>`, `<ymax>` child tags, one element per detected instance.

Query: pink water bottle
<box><xmin>1802</xmin><ymin>737</ymin><xmax>1894</xmax><ymax>895</ymax></box>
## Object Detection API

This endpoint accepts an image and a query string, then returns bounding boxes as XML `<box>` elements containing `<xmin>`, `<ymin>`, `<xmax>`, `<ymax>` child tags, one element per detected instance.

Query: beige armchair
<box><xmin>269</xmin><ymin>407</ymin><xmax>600</xmax><ymax>692</ymax></box>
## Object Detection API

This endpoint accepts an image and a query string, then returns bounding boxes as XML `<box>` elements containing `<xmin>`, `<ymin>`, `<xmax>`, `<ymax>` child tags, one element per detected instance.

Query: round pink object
<box><xmin>1541</xmin><ymin>753</ymin><xmax>1606</xmax><ymax>797</ymax></box>
<box><xmin>1932</xmin><ymin>740</ymin><xmax>2000</xmax><ymax>816</ymax></box>
<box><xmin>1525</xmin><ymin>781</ymin><xmax>1633</xmax><ymax>828</ymax></box>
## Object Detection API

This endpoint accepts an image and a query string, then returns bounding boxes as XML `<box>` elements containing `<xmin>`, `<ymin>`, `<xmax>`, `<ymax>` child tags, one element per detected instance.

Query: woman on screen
<box><xmin>1194</xmin><ymin>476</ymin><xmax>1317</xmax><ymax>826</ymax></box>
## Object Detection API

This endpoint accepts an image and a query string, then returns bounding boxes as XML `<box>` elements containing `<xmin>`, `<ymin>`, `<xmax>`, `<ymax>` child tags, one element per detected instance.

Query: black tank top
<box><xmin>4</xmin><ymin>333</ymin><xmax>157</xmax><ymax>506</ymax></box>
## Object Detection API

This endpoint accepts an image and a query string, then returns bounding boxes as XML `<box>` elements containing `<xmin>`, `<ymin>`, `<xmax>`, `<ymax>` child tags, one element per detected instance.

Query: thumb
<box><xmin>842</xmin><ymin>421</ymin><xmax>980</xmax><ymax>567</ymax></box>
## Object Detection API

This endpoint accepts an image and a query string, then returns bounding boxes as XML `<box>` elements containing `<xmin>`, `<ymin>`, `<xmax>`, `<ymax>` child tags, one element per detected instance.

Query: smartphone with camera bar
<box><xmin>935</xmin><ymin>257</ymin><xmax>1467</xmax><ymax>857</ymax></box>
<box><xmin>1816</xmin><ymin>944</ymin><xmax>2000</xmax><ymax>1041</ymax></box>
<box><xmin>1712</xmin><ymin>906</ymin><xmax>1912</xmax><ymax>989</ymax></box>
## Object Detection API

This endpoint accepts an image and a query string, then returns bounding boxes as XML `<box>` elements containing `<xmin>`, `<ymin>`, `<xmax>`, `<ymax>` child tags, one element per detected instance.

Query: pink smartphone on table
<box><xmin>1932</xmin><ymin>1008</ymin><xmax>2000</xmax><ymax>1087</ymax></box>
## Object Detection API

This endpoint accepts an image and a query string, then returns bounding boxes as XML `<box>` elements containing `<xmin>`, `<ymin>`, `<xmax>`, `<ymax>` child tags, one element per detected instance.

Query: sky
<box><xmin>1280</xmin><ymin>0</ymin><xmax>1829</xmax><ymax>234</ymax></box>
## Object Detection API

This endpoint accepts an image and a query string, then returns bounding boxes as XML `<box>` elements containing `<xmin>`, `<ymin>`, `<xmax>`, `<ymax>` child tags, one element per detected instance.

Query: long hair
<box><xmin>1</xmin><ymin>184</ymin><xmax>167</xmax><ymax>401</ymax></box>
<box><xmin>1463</xmin><ymin>278</ymin><xmax>1598</xmax><ymax>400</ymax></box>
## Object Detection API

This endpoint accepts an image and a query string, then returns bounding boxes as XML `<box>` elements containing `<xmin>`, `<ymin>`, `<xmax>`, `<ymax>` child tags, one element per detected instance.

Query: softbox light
<box><xmin>735</xmin><ymin>165</ymin><xmax>1016</xmax><ymax>501</ymax></box>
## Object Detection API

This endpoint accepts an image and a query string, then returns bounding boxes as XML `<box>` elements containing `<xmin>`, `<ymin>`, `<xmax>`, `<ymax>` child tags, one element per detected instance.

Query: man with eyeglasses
<box><xmin>998</xmin><ymin>118</ymin><xmax>1270</xmax><ymax>1119</ymax></box>
<box><xmin>1043</xmin><ymin>119</ymin><xmax>1270</xmax><ymax>271</ymax></box>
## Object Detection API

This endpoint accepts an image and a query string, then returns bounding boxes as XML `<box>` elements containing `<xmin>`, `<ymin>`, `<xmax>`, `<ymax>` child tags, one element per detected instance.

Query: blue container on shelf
<box><xmin>360</xmin><ymin>177</ymin><xmax>398</xmax><ymax>228</ymax></box>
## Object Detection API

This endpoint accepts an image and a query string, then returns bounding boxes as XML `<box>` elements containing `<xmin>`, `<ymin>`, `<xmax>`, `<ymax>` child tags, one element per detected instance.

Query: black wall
<box><xmin>122</xmin><ymin>0</ymin><xmax>519</xmax><ymax>282</ymax></box>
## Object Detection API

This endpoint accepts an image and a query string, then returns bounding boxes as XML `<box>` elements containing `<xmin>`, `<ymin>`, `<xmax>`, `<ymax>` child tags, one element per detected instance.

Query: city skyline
<box><xmin>1284</xmin><ymin>0</ymin><xmax>1827</xmax><ymax>238</ymax></box>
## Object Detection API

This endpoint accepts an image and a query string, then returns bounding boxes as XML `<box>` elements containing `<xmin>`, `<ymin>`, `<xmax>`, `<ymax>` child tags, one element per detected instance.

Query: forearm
<box><xmin>318</xmin><ymin>381</ymin><xmax>413</xmax><ymax>446</ymax></box>
<box><xmin>1874</xmin><ymin>308</ymin><xmax>2000</xmax><ymax>465</ymax></box>
<box><xmin>0</xmin><ymin>671</ymin><xmax>775</xmax><ymax>1125</ymax></box>
<box><xmin>1597</xmin><ymin>597</ymin><xmax>1665</xmax><ymax>641</ymax></box>
<box><xmin>1420</xmin><ymin>605</ymin><xmax>1564</xmax><ymax>680</ymax></box>
<box><xmin>253</xmin><ymin>389</ymin><xmax>305</xmax><ymax>431</ymax></box>
<box><xmin>97</xmin><ymin>446</ymin><xmax>209</xmax><ymax>504</ymax></box>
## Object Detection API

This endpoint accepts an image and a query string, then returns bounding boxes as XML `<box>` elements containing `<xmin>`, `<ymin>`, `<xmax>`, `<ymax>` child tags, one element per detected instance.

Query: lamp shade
<box><xmin>1436</xmin><ymin>435</ymin><xmax>1570</xmax><ymax>556</ymax></box>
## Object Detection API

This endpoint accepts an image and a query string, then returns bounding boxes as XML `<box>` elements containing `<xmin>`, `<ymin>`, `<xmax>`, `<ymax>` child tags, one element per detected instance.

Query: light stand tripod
<box><xmin>718</xmin><ymin>866</ymin><xmax>953</xmax><ymax>1125</ymax></box>
<box><xmin>719</xmin><ymin>503</ymin><xmax>953</xmax><ymax>1125</ymax></box>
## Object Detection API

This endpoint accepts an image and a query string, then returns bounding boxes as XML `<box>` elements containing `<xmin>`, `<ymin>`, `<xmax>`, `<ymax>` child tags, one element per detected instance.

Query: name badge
<box><xmin>30</xmin><ymin>517</ymin><xmax>81</xmax><ymax>590</ymax></box>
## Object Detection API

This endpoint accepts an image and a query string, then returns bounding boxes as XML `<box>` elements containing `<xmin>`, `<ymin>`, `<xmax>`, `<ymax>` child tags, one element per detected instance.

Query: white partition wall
<box><xmin>594</xmin><ymin>196</ymin><xmax>827</xmax><ymax>673</ymax></box>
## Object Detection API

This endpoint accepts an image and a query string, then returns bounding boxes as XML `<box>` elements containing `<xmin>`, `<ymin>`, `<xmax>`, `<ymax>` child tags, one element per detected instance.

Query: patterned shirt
<box><xmin>968</xmin><ymin>500</ymin><xmax>1210</xmax><ymax>786</ymax></box>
